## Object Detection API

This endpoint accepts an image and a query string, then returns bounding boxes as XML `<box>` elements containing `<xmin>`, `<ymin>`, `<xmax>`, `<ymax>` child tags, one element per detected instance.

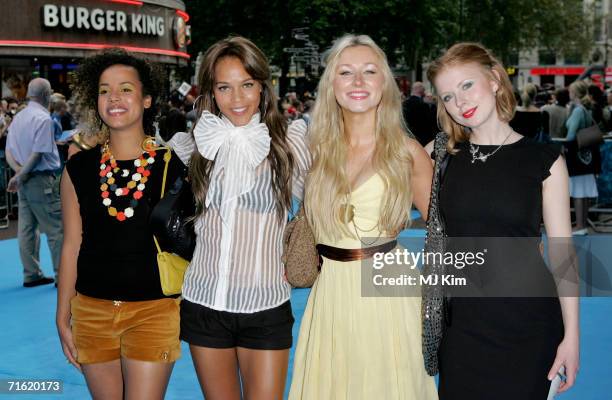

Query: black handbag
<box><xmin>576</xmin><ymin>124</ymin><xmax>604</xmax><ymax>149</ymax></box>
<box><xmin>150</xmin><ymin>169</ymin><xmax>196</xmax><ymax>261</ymax></box>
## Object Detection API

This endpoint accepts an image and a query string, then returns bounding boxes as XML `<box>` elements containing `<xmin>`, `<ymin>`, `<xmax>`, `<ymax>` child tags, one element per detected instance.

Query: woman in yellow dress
<box><xmin>289</xmin><ymin>34</ymin><xmax>437</xmax><ymax>399</ymax></box>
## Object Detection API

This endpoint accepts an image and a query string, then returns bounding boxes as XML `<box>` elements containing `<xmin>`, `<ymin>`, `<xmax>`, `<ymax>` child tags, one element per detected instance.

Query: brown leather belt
<box><xmin>316</xmin><ymin>240</ymin><xmax>397</xmax><ymax>262</ymax></box>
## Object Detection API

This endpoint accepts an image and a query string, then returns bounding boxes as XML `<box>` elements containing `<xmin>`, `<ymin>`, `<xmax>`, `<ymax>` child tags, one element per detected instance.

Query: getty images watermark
<box><xmin>361</xmin><ymin>236</ymin><xmax>611</xmax><ymax>298</ymax></box>
<box><xmin>372</xmin><ymin>247</ymin><xmax>487</xmax><ymax>287</ymax></box>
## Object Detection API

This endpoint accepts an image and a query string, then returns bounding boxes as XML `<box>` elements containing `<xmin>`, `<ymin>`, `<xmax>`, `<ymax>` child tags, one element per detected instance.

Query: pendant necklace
<box><xmin>469</xmin><ymin>131</ymin><xmax>513</xmax><ymax>163</ymax></box>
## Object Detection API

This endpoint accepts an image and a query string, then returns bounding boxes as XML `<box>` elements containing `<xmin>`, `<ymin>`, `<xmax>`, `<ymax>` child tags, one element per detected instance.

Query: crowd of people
<box><xmin>510</xmin><ymin>82</ymin><xmax>611</xmax><ymax>139</ymax></box>
<box><xmin>0</xmin><ymin>35</ymin><xmax>591</xmax><ymax>400</ymax></box>
<box><xmin>508</xmin><ymin>82</ymin><xmax>608</xmax><ymax>234</ymax></box>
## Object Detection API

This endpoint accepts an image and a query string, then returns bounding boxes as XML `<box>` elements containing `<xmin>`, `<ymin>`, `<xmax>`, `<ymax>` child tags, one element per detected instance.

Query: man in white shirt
<box><xmin>6</xmin><ymin>78</ymin><xmax>63</xmax><ymax>287</ymax></box>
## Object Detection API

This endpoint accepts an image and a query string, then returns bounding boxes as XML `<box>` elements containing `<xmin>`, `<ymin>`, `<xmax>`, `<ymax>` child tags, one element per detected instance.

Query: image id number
<box><xmin>0</xmin><ymin>379</ymin><xmax>63</xmax><ymax>394</ymax></box>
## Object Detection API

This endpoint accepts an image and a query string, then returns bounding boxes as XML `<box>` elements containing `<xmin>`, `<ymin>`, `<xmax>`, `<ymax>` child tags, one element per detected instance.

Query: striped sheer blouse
<box><xmin>168</xmin><ymin>120</ymin><xmax>310</xmax><ymax>313</ymax></box>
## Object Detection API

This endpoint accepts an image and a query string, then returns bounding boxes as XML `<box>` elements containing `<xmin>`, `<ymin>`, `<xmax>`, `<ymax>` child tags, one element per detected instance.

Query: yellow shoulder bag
<box><xmin>154</xmin><ymin>149</ymin><xmax>190</xmax><ymax>295</ymax></box>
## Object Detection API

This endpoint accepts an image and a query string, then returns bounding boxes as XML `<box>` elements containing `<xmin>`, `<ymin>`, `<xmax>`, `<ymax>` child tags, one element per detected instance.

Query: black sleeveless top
<box><xmin>440</xmin><ymin>137</ymin><xmax>560</xmax><ymax>237</ymax></box>
<box><xmin>66</xmin><ymin>145</ymin><xmax>184</xmax><ymax>301</ymax></box>
<box><xmin>439</xmin><ymin>137</ymin><xmax>563</xmax><ymax>295</ymax></box>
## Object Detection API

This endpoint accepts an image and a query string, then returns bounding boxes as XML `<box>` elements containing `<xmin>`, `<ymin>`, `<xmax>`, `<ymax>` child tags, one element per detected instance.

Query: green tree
<box><xmin>186</xmin><ymin>0</ymin><xmax>289</xmax><ymax>63</ymax></box>
<box><xmin>287</xmin><ymin>0</ymin><xmax>455</xmax><ymax>70</ymax></box>
<box><xmin>186</xmin><ymin>0</ymin><xmax>453</xmax><ymax>70</ymax></box>
<box><xmin>185</xmin><ymin>0</ymin><xmax>594</xmax><ymax>84</ymax></box>
<box><xmin>444</xmin><ymin>0</ymin><xmax>593</xmax><ymax>64</ymax></box>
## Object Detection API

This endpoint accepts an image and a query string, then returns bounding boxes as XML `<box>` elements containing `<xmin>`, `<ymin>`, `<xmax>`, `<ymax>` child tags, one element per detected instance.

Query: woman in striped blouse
<box><xmin>169</xmin><ymin>36</ymin><xmax>310</xmax><ymax>399</ymax></box>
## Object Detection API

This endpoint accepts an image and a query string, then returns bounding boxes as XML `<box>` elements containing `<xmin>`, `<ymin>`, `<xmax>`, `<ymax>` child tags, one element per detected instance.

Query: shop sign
<box><xmin>530</xmin><ymin>67</ymin><xmax>586</xmax><ymax>75</ymax></box>
<box><xmin>42</xmin><ymin>4</ymin><xmax>165</xmax><ymax>37</ymax></box>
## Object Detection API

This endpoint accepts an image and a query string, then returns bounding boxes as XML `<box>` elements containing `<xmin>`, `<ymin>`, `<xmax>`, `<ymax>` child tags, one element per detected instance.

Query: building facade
<box><xmin>0</xmin><ymin>0</ymin><xmax>190</xmax><ymax>99</ymax></box>
<box><xmin>512</xmin><ymin>0</ymin><xmax>611</xmax><ymax>89</ymax></box>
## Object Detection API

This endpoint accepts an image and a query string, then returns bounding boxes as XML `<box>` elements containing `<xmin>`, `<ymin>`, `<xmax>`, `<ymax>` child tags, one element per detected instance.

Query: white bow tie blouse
<box><xmin>168</xmin><ymin>118</ymin><xmax>310</xmax><ymax>313</ymax></box>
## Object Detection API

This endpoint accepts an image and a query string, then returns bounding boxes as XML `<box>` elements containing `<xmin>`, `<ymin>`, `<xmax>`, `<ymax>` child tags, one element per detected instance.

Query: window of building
<box><xmin>564</xmin><ymin>51</ymin><xmax>582</xmax><ymax>65</ymax></box>
<box><xmin>538</xmin><ymin>49</ymin><xmax>556</xmax><ymax>65</ymax></box>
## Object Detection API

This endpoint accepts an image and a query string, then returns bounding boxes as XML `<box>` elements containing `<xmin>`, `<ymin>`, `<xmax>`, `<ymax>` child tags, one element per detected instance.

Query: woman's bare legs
<box><xmin>122</xmin><ymin>358</ymin><xmax>175</xmax><ymax>400</ymax></box>
<box><xmin>82</xmin><ymin>358</ymin><xmax>174</xmax><ymax>400</ymax></box>
<box><xmin>190</xmin><ymin>345</ymin><xmax>241</xmax><ymax>400</ymax></box>
<box><xmin>82</xmin><ymin>359</ymin><xmax>123</xmax><ymax>400</ymax></box>
<box><xmin>237</xmin><ymin>348</ymin><xmax>290</xmax><ymax>400</ymax></box>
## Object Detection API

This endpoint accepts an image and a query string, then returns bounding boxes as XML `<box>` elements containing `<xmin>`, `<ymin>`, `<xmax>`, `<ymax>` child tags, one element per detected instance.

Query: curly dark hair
<box><xmin>71</xmin><ymin>47</ymin><xmax>165</xmax><ymax>137</ymax></box>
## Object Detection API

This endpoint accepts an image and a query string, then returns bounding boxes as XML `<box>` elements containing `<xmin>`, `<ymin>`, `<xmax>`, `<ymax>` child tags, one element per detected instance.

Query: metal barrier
<box><xmin>552</xmin><ymin>137</ymin><xmax>612</xmax><ymax>232</ymax></box>
<box><xmin>0</xmin><ymin>152</ymin><xmax>9</xmax><ymax>228</ymax></box>
<box><xmin>0</xmin><ymin>152</ymin><xmax>17</xmax><ymax>229</ymax></box>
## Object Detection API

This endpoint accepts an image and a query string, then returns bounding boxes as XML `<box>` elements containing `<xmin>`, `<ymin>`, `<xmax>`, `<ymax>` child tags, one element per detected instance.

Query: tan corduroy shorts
<box><xmin>70</xmin><ymin>293</ymin><xmax>181</xmax><ymax>364</ymax></box>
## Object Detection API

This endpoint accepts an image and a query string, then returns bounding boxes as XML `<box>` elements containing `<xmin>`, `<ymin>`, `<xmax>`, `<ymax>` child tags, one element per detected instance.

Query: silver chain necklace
<box><xmin>468</xmin><ymin>131</ymin><xmax>513</xmax><ymax>163</ymax></box>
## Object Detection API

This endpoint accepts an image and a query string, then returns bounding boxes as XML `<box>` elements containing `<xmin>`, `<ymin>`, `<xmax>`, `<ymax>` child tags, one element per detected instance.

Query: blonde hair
<box><xmin>305</xmin><ymin>34</ymin><xmax>413</xmax><ymax>241</ymax></box>
<box><xmin>569</xmin><ymin>80</ymin><xmax>593</xmax><ymax>109</ymax></box>
<box><xmin>520</xmin><ymin>83</ymin><xmax>537</xmax><ymax>108</ymax></box>
<box><xmin>427</xmin><ymin>42</ymin><xmax>516</xmax><ymax>152</ymax></box>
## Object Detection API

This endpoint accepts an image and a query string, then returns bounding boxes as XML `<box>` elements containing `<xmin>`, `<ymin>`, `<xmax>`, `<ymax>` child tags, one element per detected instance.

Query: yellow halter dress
<box><xmin>288</xmin><ymin>174</ymin><xmax>438</xmax><ymax>400</ymax></box>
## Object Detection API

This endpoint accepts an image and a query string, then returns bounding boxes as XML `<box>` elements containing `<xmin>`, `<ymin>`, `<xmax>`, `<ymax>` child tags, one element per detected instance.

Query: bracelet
<box><xmin>71</xmin><ymin>132</ymin><xmax>93</xmax><ymax>151</ymax></box>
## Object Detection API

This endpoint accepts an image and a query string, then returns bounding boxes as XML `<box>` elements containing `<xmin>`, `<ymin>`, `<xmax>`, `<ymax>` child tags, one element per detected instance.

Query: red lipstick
<box><xmin>462</xmin><ymin>107</ymin><xmax>477</xmax><ymax>119</ymax></box>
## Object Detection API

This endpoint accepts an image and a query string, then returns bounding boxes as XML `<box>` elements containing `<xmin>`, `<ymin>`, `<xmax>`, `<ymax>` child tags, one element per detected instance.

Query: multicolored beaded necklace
<box><xmin>99</xmin><ymin>138</ymin><xmax>156</xmax><ymax>222</ymax></box>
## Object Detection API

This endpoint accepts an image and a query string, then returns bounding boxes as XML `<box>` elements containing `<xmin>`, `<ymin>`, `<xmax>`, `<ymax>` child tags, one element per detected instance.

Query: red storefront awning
<box><xmin>530</xmin><ymin>67</ymin><xmax>586</xmax><ymax>75</ymax></box>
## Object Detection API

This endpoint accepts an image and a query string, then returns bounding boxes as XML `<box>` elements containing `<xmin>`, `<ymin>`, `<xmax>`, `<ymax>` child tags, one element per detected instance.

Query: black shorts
<box><xmin>180</xmin><ymin>299</ymin><xmax>294</xmax><ymax>350</ymax></box>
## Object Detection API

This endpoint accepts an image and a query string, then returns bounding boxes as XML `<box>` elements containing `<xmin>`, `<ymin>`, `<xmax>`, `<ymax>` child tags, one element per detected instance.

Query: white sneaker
<box><xmin>572</xmin><ymin>228</ymin><xmax>588</xmax><ymax>236</ymax></box>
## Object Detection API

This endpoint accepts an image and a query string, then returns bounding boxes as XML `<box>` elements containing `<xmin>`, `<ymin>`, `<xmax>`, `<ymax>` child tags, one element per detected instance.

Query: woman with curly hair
<box><xmin>56</xmin><ymin>48</ymin><xmax>185</xmax><ymax>399</ymax></box>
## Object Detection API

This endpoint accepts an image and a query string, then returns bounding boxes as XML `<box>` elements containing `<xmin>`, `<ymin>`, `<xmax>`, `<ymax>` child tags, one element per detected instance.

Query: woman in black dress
<box><xmin>425</xmin><ymin>43</ymin><xmax>579</xmax><ymax>399</ymax></box>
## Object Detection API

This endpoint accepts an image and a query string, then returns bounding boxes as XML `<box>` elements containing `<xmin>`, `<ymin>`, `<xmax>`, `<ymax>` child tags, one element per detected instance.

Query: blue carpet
<box><xmin>0</xmin><ymin>234</ymin><xmax>610</xmax><ymax>399</ymax></box>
